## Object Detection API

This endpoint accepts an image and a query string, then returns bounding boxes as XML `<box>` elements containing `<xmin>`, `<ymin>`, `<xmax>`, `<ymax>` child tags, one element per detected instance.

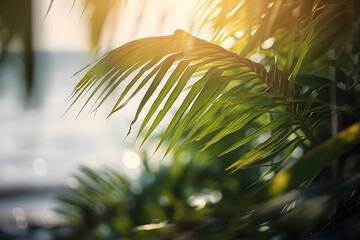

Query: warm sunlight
<box><xmin>1</xmin><ymin>0</ymin><xmax>360</xmax><ymax>239</ymax></box>
<box><xmin>33</xmin><ymin>0</ymin><xmax>197</xmax><ymax>51</ymax></box>
<box><xmin>122</xmin><ymin>150</ymin><xmax>141</xmax><ymax>169</ymax></box>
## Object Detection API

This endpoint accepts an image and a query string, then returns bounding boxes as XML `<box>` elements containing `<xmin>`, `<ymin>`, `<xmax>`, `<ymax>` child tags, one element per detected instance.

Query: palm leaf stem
<box><xmin>282</xmin><ymin>96</ymin><xmax>319</xmax><ymax>145</ymax></box>
<box><xmin>259</xmin><ymin>69</ymin><xmax>319</xmax><ymax>146</ymax></box>
<box><xmin>217</xmin><ymin>41</ymin><xmax>319</xmax><ymax>145</ymax></box>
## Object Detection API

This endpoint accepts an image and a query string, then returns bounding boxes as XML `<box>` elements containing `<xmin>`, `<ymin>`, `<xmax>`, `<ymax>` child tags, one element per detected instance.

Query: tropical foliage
<box><xmin>60</xmin><ymin>0</ymin><xmax>360</xmax><ymax>239</ymax></box>
<box><xmin>70</xmin><ymin>0</ymin><xmax>360</xmax><ymax>172</ymax></box>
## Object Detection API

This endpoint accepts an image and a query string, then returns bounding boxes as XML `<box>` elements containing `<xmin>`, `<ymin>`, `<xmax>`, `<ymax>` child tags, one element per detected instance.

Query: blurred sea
<box><xmin>0</xmin><ymin>51</ymin><xmax>140</xmax><ymax>239</ymax></box>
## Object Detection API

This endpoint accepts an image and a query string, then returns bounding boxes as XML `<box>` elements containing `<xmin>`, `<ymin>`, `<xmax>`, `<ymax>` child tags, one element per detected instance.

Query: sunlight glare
<box><xmin>234</xmin><ymin>30</ymin><xmax>243</xmax><ymax>39</ymax></box>
<box><xmin>263</xmin><ymin>172</ymin><xmax>275</xmax><ymax>181</ymax></box>
<box><xmin>67</xmin><ymin>177</ymin><xmax>80</xmax><ymax>189</ymax></box>
<box><xmin>250</xmin><ymin>53</ymin><xmax>265</xmax><ymax>63</ymax></box>
<box><xmin>257</xmin><ymin>132</ymin><xmax>270</xmax><ymax>143</ymax></box>
<box><xmin>188</xmin><ymin>190</ymin><xmax>222</xmax><ymax>210</ymax></box>
<box><xmin>259</xmin><ymin>224</ymin><xmax>270</xmax><ymax>232</ymax></box>
<box><xmin>291</xmin><ymin>147</ymin><xmax>304</xmax><ymax>159</ymax></box>
<box><xmin>13</xmin><ymin>207</ymin><xmax>27</xmax><ymax>229</ymax></box>
<box><xmin>251</xmin><ymin>26</ymin><xmax>259</xmax><ymax>36</ymax></box>
<box><xmin>220</xmin><ymin>37</ymin><xmax>235</xmax><ymax>49</ymax></box>
<box><xmin>261</xmin><ymin>37</ymin><xmax>275</xmax><ymax>49</ymax></box>
<box><xmin>122</xmin><ymin>150</ymin><xmax>141</xmax><ymax>169</ymax></box>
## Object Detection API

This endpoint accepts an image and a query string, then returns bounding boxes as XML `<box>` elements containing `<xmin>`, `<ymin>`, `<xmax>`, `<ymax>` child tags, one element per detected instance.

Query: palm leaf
<box><xmin>245</xmin><ymin>121</ymin><xmax>360</xmax><ymax>202</ymax></box>
<box><xmin>70</xmin><ymin>29</ymin><xmax>326</xmax><ymax>172</ymax></box>
<box><xmin>192</xmin><ymin>0</ymin><xmax>356</xmax><ymax>71</ymax></box>
<box><xmin>192</xmin><ymin>0</ymin><xmax>304</xmax><ymax>52</ymax></box>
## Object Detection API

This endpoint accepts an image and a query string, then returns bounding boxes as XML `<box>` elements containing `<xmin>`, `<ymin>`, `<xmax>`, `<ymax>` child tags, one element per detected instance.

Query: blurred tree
<box><xmin>56</xmin><ymin>138</ymin><xmax>261</xmax><ymax>239</ymax></box>
<box><xmin>57</xmin><ymin>126</ymin><xmax>360</xmax><ymax>239</ymax></box>
<box><xmin>0</xmin><ymin>0</ymin><xmax>124</xmax><ymax>99</ymax></box>
<box><xmin>0</xmin><ymin>0</ymin><xmax>33</xmax><ymax>98</ymax></box>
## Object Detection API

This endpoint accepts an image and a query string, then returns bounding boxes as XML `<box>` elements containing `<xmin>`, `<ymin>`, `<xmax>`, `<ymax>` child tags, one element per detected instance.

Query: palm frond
<box><xmin>70</xmin><ymin>30</ymin><xmax>328</xmax><ymax>172</ymax></box>
<box><xmin>192</xmin><ymin>0</ymin><xmax>356</xmax><ymax>65</ymax></box>
<box><xmin>57</xmin><ymin>166</ymin><xmax>132</xmax><ymax>228</ymax></box>
<box><xmin>246</xmin><ymin>121</ymin><xmax>360</xmax><ymax>201</ymax></box>
<box><xmin>193</xmin><ymin>0</ymin><xmax>306</xmax><ymax>52</ymax></box>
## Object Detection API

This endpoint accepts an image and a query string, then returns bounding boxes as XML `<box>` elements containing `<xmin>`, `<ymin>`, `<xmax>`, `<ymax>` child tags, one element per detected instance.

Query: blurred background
<box><xmin>0</xmin><ymin>0</ymin><xmax>196</xmax><ymax>239</ymax></box>
<box><xmin>2</xmin><ymin>1</ymin><xmax>360</xmax><ymax>239</ymax></box>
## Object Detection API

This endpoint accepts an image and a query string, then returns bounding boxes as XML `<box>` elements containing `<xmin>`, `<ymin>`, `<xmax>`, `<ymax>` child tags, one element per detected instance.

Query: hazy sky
<box><xmin>33</xmin><ymin>0</ymin><xmax>197</xmax><ymax>51</ymax></box>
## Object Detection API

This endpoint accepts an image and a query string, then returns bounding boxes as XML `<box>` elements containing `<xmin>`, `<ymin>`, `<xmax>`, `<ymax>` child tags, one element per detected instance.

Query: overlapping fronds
<box><xmin>63</xmin><ymin>1</ymin><xmax>360</xmax><ymax>238</ymax></box>
<box><xmin>193</xmin><ymin>0</ymin><xmax>356</xmax><ymax>62</ymax></box>
<box><xmin>57</xmin><ymin>123</ymin><xmax>360</xmax><ymax>239</ymax></box>
<box><xmin>58</xmin><ymin>166</ymin><xmax>132</xmax><ymax>224</ymax></box>
<box><xmin>70</xmin><ymin>30</ymin><xmax>328</xmax><ymax>172</ymax></box>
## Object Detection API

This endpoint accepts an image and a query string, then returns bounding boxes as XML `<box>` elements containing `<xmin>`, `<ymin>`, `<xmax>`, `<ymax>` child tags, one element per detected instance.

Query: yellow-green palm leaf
<box><xmin>70</xmin><ymin>30</ymin><xmax>324</xmax><ymax>172</ymax></box>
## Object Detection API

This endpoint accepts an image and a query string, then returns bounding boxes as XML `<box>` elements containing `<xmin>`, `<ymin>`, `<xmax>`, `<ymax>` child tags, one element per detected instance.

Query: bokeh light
<box><xmin>122</xmin><ymin>150</ymin><xmax>141</xmax><ymax>169</ymax></box>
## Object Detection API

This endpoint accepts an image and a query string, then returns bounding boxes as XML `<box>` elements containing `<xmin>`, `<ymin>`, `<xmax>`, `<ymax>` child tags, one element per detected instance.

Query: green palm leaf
<box><xmin>70</xmin><ymin>29</ymin><xmax>326</xmax><ymax>172</ymax></box>
<box><xmin>193</xmin><ymin>0</ymin><xmax>356</xmax><ymax>71</ymax></box>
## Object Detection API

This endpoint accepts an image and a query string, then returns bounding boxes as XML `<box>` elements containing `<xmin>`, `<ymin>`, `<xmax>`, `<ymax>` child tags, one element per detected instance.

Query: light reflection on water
<box><xmin>0</xmin><ymin>51</ymin><xmax>137</xmax><ymax>228</ymax></box>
